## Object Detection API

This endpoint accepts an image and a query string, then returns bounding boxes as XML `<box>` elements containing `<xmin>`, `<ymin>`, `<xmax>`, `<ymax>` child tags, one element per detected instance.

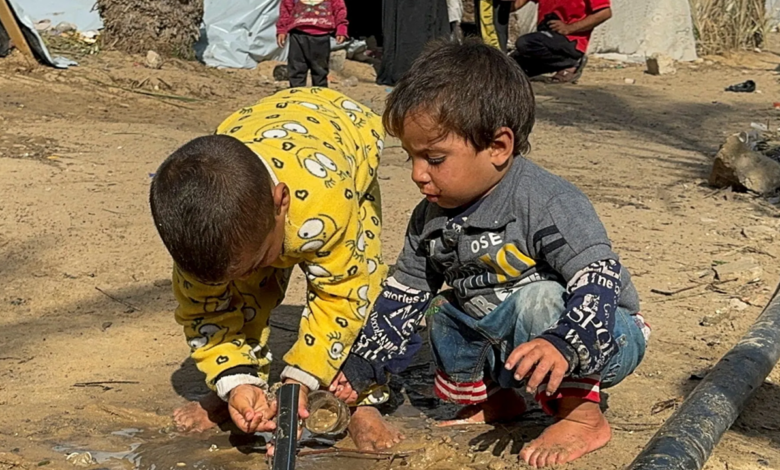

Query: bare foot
<box><xmin>173</xmin><ymin>392</ymin><xmax>230</xmax><ymax>432</ymax></box>
<box><xmin>438</xmin><ymin>388</ymin><xmax>526</xmax><ymax>427</ymax></box>
<box><xmin>348</xmin><ymin>406</ymin><xmax>405</xmax><ymax>451</ymax></box>
<box><xmin>519</xmin><ymin>398</ymin><xmax>612</xmax><ymax>468</ymax></box>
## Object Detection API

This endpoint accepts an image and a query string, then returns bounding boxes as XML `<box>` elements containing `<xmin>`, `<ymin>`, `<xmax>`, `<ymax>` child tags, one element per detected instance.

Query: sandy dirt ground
<box><xmin>4</xmin><ymin>36</ymin><xmax>780</xmax><ymax>470</ymax></box>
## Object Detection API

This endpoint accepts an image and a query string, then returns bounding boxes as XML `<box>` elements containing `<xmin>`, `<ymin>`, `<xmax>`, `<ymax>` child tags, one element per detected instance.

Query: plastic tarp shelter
<box><xmin>22</xmin><ymin>0</ymin><xmax>289</xmax><ymax>68</ymax></box>
<box><xmin>9</xmin><ymin>0</ymin><xmax>78</xmax><ymax>68</ymax></box>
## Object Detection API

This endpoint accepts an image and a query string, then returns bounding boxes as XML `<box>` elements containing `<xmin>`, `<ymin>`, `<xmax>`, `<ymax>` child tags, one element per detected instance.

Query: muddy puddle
<box><xmin>45</xmin><ymin>367</ymin><xmax>548</xmax><ymax>470</ymax></box>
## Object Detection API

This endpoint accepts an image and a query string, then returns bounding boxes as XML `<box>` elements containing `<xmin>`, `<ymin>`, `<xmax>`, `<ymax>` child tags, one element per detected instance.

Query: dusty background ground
<box><xmin>4</xmin><ymin>35</ymin><xmax>780</xmax><ymax>470</ymax></box>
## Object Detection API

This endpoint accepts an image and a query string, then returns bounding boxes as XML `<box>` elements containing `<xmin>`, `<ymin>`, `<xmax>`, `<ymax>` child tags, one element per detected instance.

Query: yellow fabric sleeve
<box><xmin>172</xmin><ymin>265</ymin><xmax>289</xmax><ymax>389</ymax></box>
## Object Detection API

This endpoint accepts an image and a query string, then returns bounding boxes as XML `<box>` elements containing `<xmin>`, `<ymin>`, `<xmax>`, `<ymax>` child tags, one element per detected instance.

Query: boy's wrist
<box><xmin>537</xmin><ymin>334</ymin><xmax>578</xmax><ymax>375</ymax></box>
<box><xmin>280</xmin><ymin>365</ymin><xmax>321</xmax><ymax>391</ymax></box>
<box><xmin>217</xmin><ymin>374</ymin><xmax>268</xmax><ymax>401</ymax></box>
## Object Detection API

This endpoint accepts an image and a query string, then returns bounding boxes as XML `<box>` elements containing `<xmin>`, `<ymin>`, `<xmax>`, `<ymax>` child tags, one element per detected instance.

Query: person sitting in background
<box><xmin>511</xmin><ymin>0</ymin><xmax>612</xmax><ymax>83</ymax></box>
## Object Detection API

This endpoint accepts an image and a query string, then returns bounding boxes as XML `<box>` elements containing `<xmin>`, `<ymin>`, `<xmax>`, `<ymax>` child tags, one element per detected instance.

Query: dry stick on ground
<box><xmin>651</xmin><ymin>278</ymin><xmax>738</xmax><ymax>297</ymax></box>
<box><xmin>73</xmin><ymin>381</ymin><xmax>140</xmax><ymax>387</ymax></box>
<box><xmin>95</xmin><ymin>286</ymin><xmax>140</xmax><ymax>312</ymax></box>
<box><xmin>297</xmin><ymin>448</ymin><xmax>423</xmax><ymax>460</ymax></box>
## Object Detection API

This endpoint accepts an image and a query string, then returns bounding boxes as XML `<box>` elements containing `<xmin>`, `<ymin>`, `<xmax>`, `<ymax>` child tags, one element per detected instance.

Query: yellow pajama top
<box><xmin>172</xmin><ymin>87</ymin><xmax>388</xmax><ymax>392</ymax></box>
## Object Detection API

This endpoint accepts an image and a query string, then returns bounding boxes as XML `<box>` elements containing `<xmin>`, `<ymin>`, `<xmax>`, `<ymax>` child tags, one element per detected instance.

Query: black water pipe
<box><xmin>626</xmin><ymin>282</ymin><xmax>780</xmax><ymax>470</ymax></box>
<box><xmin>272</xmin><ymin>383</ymin><xmax>300</xmax><ymax>470</ymax></box>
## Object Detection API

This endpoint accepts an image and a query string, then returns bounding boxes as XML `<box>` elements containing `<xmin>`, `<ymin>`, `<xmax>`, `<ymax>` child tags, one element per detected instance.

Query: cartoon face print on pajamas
<box><xmin>356</xmin><ymin>284</ymin><xmax>370</xmax><ymax>319</ymax></box>
<box><xmin>294</xmin><ymin>214</ymin><xmax>339</xmax><ymax>254</ymax></box>
<box><xmin>286</xmin><ymin>99</ymin><xmax>340</xmax><ymax>120</ymax></box>
<box><xmin>325</xmin><ymin>331</ymin><xmax>346</xmax><ymax>370</ymax></box>
<box><xmin>333</xmin><ymin>98</ymin><xmax>370</xmax><ymax>128</ymax></box>
<box><xmin>187</xmin><ymin>322</ymin><xmax>228</xmax><ymax>350</ymax></box>
<box><xmin>201</xmin><ymin>290</ymin><xmax>233</xmax><ymax>313</ymax></box>
<box><xmin>252</xmin><ymin>120</ymin><xmax>314</xmax><ymax>145</ymax></box>
<box><xmin>345</xmin><ymin>222</ymin><xmax>367</xmax><ymax>262</ymax></box>
<box><xmin>294</xmin><ymin>147</ymin><xmax>348</xmax><ymax>188</ymax></box>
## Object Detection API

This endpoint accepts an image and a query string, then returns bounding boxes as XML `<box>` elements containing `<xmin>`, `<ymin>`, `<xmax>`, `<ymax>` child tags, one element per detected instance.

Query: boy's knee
<box><xmin>510</xmin><ymin>281</ymin><xmax>566</xmax><ymax>338</ymax></box>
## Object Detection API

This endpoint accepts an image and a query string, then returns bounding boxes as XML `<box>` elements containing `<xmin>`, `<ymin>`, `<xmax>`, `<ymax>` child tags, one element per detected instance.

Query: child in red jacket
<box><xmin>277</xmin><ymin>0</ymin><xmax>348</xmax><ymax>88</ymax></box>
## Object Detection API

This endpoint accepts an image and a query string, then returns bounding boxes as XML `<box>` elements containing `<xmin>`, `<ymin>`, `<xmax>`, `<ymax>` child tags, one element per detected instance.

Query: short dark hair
<box><xmin>150</xmin><ymin>135</ymin><xmax>275</xmax><ymax>283</ymax></box>
<box><xmin>383</xmin><ymin>39</ymin><xmax>535</xmax><ymax>155</ymax></box>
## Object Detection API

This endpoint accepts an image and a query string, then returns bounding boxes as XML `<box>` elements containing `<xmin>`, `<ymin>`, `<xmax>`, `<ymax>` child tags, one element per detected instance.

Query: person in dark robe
<box><xmin>377</xmin><ymin>0</ymin><xmax>450</xmax><ymax>86</ymax></box>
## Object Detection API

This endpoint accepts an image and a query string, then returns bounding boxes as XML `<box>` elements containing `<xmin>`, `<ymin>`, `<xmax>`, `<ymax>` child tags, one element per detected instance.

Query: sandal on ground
<box><xmin>550</xmin><ymin>55</ymin><xmax>588</xmax><ymax>84</ymax></box>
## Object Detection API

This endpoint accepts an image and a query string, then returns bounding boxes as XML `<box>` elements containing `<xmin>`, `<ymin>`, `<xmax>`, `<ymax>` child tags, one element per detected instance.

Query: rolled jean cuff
<box><xmin>535</xmin><ymin>374</ymin><xmax>601</xmax><ymax>415</ymax></box>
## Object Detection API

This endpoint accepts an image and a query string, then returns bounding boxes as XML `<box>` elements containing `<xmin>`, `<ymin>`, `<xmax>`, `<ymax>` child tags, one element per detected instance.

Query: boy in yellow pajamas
<box><xmin>150</xmin><ymin>87</ymin><xmax>401</xmax><ymax>450</ymax></box>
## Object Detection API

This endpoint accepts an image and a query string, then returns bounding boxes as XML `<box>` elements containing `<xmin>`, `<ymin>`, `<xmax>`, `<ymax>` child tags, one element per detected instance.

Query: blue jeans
<box><xmin>429</xmin><ymin>281</ymin><xmax>646</xmax><ymax>392</ymax></box>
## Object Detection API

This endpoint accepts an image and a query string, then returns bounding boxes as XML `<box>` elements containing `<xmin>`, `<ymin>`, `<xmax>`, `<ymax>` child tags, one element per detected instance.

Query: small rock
<box><xmin>176</xmin><ymin>463</ymin><xmax>186</xmax><ymax>468</ymax></box>
<box><xmin>54</xmin><ymin>22</ymin><xmax>77</xmax><ymax>34</ymax></box>
<box><xmin>145</xmin><ymin>51</ymin><xmax>163</xmax><ymax>69</ymax></box>
<box><xmin>624</xmin><ymin>78</ymin><xmax>636</xmax><ymax>84</ymax></box>
<box><xmin>153</xmin><ymin>279</ymin><xmax>173</xmax><ymax>288</ymax></box>
<box><xmin>66</xmin><ymin>452</ymin><xmax>95</xmax><ymax>467</ymax></box>
<box><xmin>694</xmin><ymin>58</ymin><xmax>704</xmax><ymax>64</ymax></box>
<box><xmin>713</xmin><ymin>257</ymin><xmax>762</xmax><ymax>281</ymax></box>
<box><xmin>273</xmin><ymin>65</ymin><xmax>288</xmax><ymax>82</ymax></box>
<box><xmin>209</xmin><ymin>444</ymin><xmax>218</xmax><ymax>452</ymax></box>
<box><xmin>329</xmin><ymin>49</ymin><xmax>347</xmax><ymax>73</ymax></box>
<box><xmin>342</xmin><ymin>76</ymin><xmax>359</xmax><ymax>87</ymax></box>
<box><xmin>646</xmin><ymin>54</ymin><xmax>676</xmax><ymax>75</ymax></box>
<box><xmin>709</xmin><ymin>133</ymin><xmax>780</xmax><ymax>194</ymax></box>
<box><xmin>488</xmin><ymin>461</ymin><xmax>506</xmax><ymax>470</ymax></box>
<box><xmin>700</xmin><ymin>309</ymin><xmax>730</xmax><ymax>326</ymax></box>
<box><xmin>729</xmin><ymin>298</ymin><xmax>750</xmax><ymax>311</ymax></box>
<box><xmin>758</xmin><ymin>459</ymin><xmax>770</xmax><ymax>467</ymax></box>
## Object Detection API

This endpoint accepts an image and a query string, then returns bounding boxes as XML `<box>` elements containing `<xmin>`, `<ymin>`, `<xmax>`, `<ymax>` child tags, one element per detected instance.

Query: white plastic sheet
<box><xmin>10</xmin><ymin>0</ymin><xmax>78</xmax><ymax>68</ymax></box>
<box><xmin>200</xmin><ymin>0</ymin><xmax>287</xmax><ymax>69</ymax></box>
<box><xmin>18</xmin><ymin>0</ymin><xmax>102</xmax><ymax>31</ymax></box>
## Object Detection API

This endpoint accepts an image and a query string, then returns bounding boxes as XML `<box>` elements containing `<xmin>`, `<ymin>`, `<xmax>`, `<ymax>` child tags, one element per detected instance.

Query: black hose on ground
<box><xmin>626</xmin><ymin>281</ymin><xmax>780</xmax><ymax>470</ymax></box>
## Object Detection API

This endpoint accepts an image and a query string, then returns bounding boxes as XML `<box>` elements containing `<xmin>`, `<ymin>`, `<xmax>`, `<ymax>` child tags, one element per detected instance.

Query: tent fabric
<box><xmin>511</xmin><ymin>0</ymin><xmax>698</xmax><ymax>62</ymax></box>
<box><xmin>10</xmin><ymin>0</ymin><xmax>78</xmax><ymax>68</ymax></box>
<box><xmin>377</xmin><ymin>0</ymin><xmax>450</xmax><ymax>86</ymax></box>
<box><xmin>19</xmin><ymin>0</ymin><xmax>103</xmax><ymax>32</ymax></box>
<box><xmin>200</xmin><ymin>0</ymin><xmax>287</xmax><ymax>68</ymax></box>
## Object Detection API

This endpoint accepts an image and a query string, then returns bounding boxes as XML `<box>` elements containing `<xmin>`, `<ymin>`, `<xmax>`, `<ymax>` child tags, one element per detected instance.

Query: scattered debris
<box><xmin>97</xmin><ymin>0</ymin><xmax>203</xmax><ymax>59</ymax></box>
<box><xmin>651</xmin><ymin>397</ymin><xmax>682</xmax><ymax>414</ymax></box>
<box><xmin>646</xmin><ymin>54</ymin><xmax>676</xmax><ymax>75</ymax></box>
<box><xmin>53</xmin><ymin>22</ymin><xmax>78</xmax><ymax>34</ymax></box>
<box><xmin>651</xmin><ymin>278</ymin><xmax>736</xmax><ymax>296</ymax></box>
<box><xmin>144</xmin><ymin>50</ymin><xmax>163</xmax><ymax>69</ymax></box>
<box><xmin>94</xmin><ymin>286</ymin><xmax>140</xmax><ymax>313</ymax></box>
<box><xmin>725</xmin><ymin>80</ymin><xmax>756</xmax><ymax>93</ymax></box>
<box><xmin>741</xmin><ymin>225</ymin><xmax>777</xmax><ymax>242</ymax></box>
<box><xmin>329</xmin><ymin>49</ymin><xmax>347</xmax><ymax>73</ymax></box>
<box><xmin>709</xmin><ymin>133</ymin><xmax>780</xmax><ymax>194</ymax></box>
<box><xmin>73</xmin><ymin>380</ymin><xmax>140</xmax><ymax>391</ymax></box>
<box><xmin>701</xmin><ymin>309</ymin><xmax>731</xmax><ymax>326</ymax></box>
<box><xmin>624</xmin><ymin>78</ymin><xmax>636</xmax><ymax>84</ymax></box>
<box><xmin>342</xmin><ymin>76</ymin><xmax>359</xmax><ymax>87</ymax></box>
<box><xmin>713</xmin><ymin>257</ymin><xmax>762</xmax><ymax>281</ymax></box>
<box><xmin>728</xmin><ymin>298</ymin><xmax>750</xmax><ymax>311</ymax></box>
<box><xmin>34</xmin><ymin>20</ymin><xmax>51</xmax><ymax>32</ymax></box>
<box><xmin>66</xmin><ymin>452</ymin><xmax>95</xmax><ymax>467</ymax></box>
